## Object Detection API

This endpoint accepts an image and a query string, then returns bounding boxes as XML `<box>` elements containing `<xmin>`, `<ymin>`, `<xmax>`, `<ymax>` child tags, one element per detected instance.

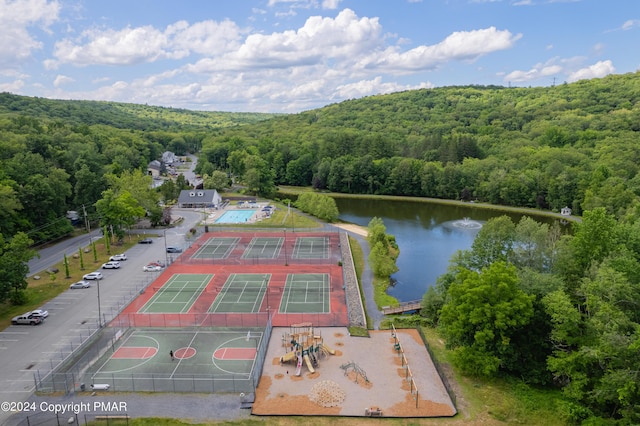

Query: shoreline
<box><xmin>278</xmin><ymin>187</ymin><xmax>582</xmax><ymax>223</ymax></box>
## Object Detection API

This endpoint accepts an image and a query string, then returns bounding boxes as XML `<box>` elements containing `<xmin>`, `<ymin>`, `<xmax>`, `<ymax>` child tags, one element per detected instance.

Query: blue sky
<box><xmin>1</xmin><ymin>0</ymin><xmax>638</xmax><ymax>112</ymax></box>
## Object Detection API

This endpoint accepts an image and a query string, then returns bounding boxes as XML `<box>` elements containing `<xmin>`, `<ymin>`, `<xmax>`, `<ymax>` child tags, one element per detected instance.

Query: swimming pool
<box><xmin>215</xmin><ymin>209</ymin><xmax>256</xmax><ymax>224</ymax></box>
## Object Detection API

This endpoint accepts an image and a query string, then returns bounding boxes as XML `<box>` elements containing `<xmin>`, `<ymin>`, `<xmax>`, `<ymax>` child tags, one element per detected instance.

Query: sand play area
<box><xmin>253</xmin><ymin>326</ymin><xmax>457</xmax><ymax>418</ymax></box>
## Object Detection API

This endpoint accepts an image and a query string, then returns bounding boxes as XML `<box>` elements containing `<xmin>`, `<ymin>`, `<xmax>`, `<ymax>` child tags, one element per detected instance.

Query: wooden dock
<box><xmin>382</xmin><ymin>300</ymin><xmax>422</xmax><ymax>315</ymax></box>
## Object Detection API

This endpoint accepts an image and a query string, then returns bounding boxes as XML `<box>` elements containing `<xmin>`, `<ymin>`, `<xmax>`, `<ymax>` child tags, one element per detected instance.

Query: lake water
<box><xmin>335</xmin><ymin>198</ymin><xmax>567</xmax><ymax>302</ymax></box>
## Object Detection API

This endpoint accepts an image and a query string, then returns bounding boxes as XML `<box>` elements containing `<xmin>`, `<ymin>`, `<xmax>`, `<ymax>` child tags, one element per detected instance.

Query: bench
<box><xmin>365</xmin><ymin>407</ymin><xmax>383</xmax><ymax>417</ymax></box>
<box><xmin>90</xmin><ymin>384</ymin><xmax>110</xmax><ymax>390</ymax></box>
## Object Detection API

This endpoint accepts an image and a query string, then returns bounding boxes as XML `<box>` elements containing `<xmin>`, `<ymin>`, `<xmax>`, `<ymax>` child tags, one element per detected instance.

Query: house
<box><xmin>178</xmin><ymin>189</ymin><xmax>222</xmax><ymax>208</ymax></box>
<box><xmin>162</xmin><ymin>151</ymin><xmax>178</xmax><ymax>165</ymax></box>
<box><xmin>147</xmin><ymin>160</ymin><xmax>162</xmax><ymax>178</ymax></box>
<box><xmin>561</xmin><ymin>206</ymin><xmax>572</xmax><ymax>216</ymax></box>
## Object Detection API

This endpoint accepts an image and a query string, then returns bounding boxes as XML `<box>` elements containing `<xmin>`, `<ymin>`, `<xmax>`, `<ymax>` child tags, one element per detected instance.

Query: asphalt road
<box><xmin>0</xmin><ymin>209</ymin><xmax>202</xmax><ymax>425</ymax></box>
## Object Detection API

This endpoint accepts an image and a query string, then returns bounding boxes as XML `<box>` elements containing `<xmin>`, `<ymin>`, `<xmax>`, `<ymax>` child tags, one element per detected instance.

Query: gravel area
<box><xmin>339</xmin><ymin>231</ymin><xmax>367</xmax><ymax>328</ymax></box>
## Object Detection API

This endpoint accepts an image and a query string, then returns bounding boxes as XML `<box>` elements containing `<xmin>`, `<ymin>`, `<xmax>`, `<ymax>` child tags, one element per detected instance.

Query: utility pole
<box><xmin>82</xmin><ymin>204</ymin><xmax>90</xmax><ymax>233</ymax></box>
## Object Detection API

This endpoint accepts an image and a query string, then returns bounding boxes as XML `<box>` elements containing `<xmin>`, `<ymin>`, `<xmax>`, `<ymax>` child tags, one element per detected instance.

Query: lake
<box><xmin>334</xmin><ymin>197</ymin><xmax>568</xmax><ymax>302</ymax></box>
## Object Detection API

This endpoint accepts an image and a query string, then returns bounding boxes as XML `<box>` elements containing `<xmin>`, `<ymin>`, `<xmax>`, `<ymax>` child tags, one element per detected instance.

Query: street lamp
<box><xmin>283</xmin><ymin>229</ymin><xmax>288</xmax><ymax>266</ymax></box>
<box><xmin>163</xmin><ymin>229</ymin><xmax>169</xmax><ymax>267</ymax></box>
<box><xmin>97</xmin><ymin>277</ymin><xmax>102</xmax><ymax>328</ymax></box>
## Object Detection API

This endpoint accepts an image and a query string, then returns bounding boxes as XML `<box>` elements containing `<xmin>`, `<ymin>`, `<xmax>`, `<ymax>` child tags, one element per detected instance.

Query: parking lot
<box><xmin>0</xmin><ymin>210</ymin><xmax>202</xmax><ymax>425</ymax></box>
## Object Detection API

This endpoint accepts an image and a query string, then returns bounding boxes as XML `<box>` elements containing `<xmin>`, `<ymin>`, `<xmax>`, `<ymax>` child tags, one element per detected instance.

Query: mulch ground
<box><xmin>252</xmin><ymin>327</ymin><xmax>456</xmax><ymax>418</ymax></box>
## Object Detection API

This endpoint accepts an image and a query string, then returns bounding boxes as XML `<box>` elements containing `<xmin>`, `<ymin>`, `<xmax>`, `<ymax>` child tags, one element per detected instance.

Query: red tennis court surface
<box><xmin>114</xmin><ymin>231</ymin><xmax>348</xmax><ymax>328</ymax></box>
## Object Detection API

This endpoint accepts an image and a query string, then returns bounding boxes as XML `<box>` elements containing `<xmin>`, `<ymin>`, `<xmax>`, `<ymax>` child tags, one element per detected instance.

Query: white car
<box><xmin>29</xmin><ymin>309</ymin><xmax>49</xmax><ymax>319</ymax></box>
<box><xmin>109</xmin><ymin>254</ymin><xmax>127</xmax><ymax>261</ymax></box>
<box><xmin>143</xmin><ymin>265</ymin><xmax>163</xmax><ymax>272</ymax></box>
<box><xmin>102</xmin><ymin>261</ymin><xmax>121</xmax><ymax>269</ymax></box>
<box><xmin>11</xmin><ymin>315</ymin><xmax>42</xmax><ymax>325</ymax></box>
<box><xmin>83</xmin><ymin>271</ymin><xmax>103</xmax><ymax>280</ymax></box>
<box><xmin>70</xmin><ymin>280</ymin><xmax>91</xmax><ymax>289</ymax></box>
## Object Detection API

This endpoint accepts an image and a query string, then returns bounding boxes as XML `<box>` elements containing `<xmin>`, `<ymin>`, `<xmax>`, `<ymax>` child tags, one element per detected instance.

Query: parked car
<box><xmin>109</xmin><ymin>254</ymin><xmax>127</xmax><ymax>261</ymax></box>
<box><xmin>11</xmin><ymin>314</ymin><xmax>42</xmax><ymax>325</ymax></box>
<box><xmin>29</xmin><ymin>309</ymin><xmax>49</xmax><ymax>319</ymax></box>
<box><xmin>138</xmin><ymin>238</ymin><xmax>153</xmax><ymax>244</ymax></box>
<box><xmin>70</xmin><ymin>280</ymin><xmax>91</xmax><ymax>289</ymax></box>
<box><xmin>83</xmin><ymin>271</ymin><xmax>103</xmax><ymax>280</ymax></box>
<box><xmin>166</xmin><ymin>247</ymin><xmax>182</xmax><ymax>253</ymax></box>
<box><xmin>101</xmin><ymin>261</ymin><xmax>121</xmax><ymax>269</ymax></box>
<box><xmin>143</xmin><ymin>265</ymin><xmax>163</xmax><ymax>272</ymax></box>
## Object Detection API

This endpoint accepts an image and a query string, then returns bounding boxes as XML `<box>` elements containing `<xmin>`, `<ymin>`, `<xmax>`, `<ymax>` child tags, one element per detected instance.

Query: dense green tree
<box><xmin>95</xmin><ymin>189</ymin><xmax>146</xmax><ymax>240</ymax></box>
<box><xmin>440</xmin><ymin>261</ymin><xmax>535</xmax><ymax>377</ymax></box>
<box><xmin>294</xmin><ymin>192</ymin><xmax>339</xmax><ymax>222</ymax></box>
<box><xmin>203</xmin><ymin>170</ymin><xmax>230</xmax><ymax>192</ymax></box>
<box><xmin>0</xmin><ymin>232</ymin><xmax>36</xmax><ymax>304</ymax></box>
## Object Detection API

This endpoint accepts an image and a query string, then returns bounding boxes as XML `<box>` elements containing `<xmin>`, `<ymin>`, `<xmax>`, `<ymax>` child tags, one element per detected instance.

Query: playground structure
<box><xmin>279</xmin><ymin>323</ymin><xmax>335</xmax><ymax>375</ymax></box>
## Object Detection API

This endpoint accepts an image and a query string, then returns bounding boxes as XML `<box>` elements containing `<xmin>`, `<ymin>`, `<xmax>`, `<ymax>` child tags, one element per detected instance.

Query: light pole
<box><xmin>163</xmin><ymin>229</ymin><xmax>169</xmax><ymax>267</ymax></box>
<box><xmin>264</xmin><ymin>275</ymin><xmax>270</xmax><ymax>320</ymax></box>
<box><xmin>283</xmin><ymin>229</ymin><xmax>288</xmax><ymax>266</ymax></box>
<box><xmin>97</xmin><ymin>277</ymin><xmax>102</xmax><ymax>328</ymax></box>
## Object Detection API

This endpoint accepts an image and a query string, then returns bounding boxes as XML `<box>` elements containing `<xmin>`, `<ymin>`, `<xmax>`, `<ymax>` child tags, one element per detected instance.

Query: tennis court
<box><xmin>280</xmin><ymin>273</ymin><xmax>330</xmax><ymax>313</ymax></box>
<box><xmin>292</xmin><ymin>236</ymin><xmax>330</xmax><ymax>259</ymax></box>
<box><xmin>242</xmin><ymin>237</ymin><xmax>283</xmax><ymax>259</ymax></box>
<box><xmin>191</xmin><ymin>237</ymin><xmax>240</xmax><ymax>260</ymax></box>
<box><xmin>139</xmin><ymin>274</ymin><xmax>213</xmax><ymax>314</ymax></box>
<box><xmin>209</xmin><ymin>274</ymin><xmax>269</xmax><ymax>313</ymax></box>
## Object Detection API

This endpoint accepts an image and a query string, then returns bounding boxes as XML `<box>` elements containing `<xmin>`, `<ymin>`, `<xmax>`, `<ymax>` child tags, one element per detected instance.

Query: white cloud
<box><xmin>52</xmin><ymin>19</ymin><xmax>244</xmax><ymax>67</ymax></box>
<box><xmin>621</xmin><ymin>19</ymin><xmax>640</xmax><ymax>31</ymax></box>
<box><xmin>0</xmin><ymin>79</ymin><xmax>25</xmax><ymax>93</ymax></box>
<box><xmin>503</xmin><ymin>58</ymin><xmax>563</xmax><ymax>82</ymax></box>
<box><xmin>322</xmin><ymin>0</ymin><xmax>342</xmax><ymax>9</ymax></box>
<box><xmin>39</xmin><ymin>7</ymin><xmax>525</xmax><ymax>112</ymax></box>
<box><xmin>0</xmin><ymin>0</ymin><xmax>60</xmax><ymax>67</ymax></box>
<box><xmin>371</xmin><ymin>27</ymin><xmax>522</xmax><ymax>73</ymax></box>
<box><xmin>503</xmin><ymin>64</ymin><xmax>562</xmax><ymax>83</ymax></box>
<box><xmin>568</xmin><ymin>60</ymin><xmax>615</xmax><ymax>82</ymax></box>
<box><xmin>188</xmin><ymin>9</ymin><xmax>383</xmax><ymax>72</ymax></box>
<box><xmin>53</xmin><ymin>25</ymin><xmax>172</xmax><ymax>66</ymax></box>
<box><xmin>53</xmin><ymin>74</ymin><xmax>74</xmax><ymax>87</ymax></box>
<box><xmin>334</xmin><ymin>76</ymin><xmax>432</xmax><ymax>99</ymax></box>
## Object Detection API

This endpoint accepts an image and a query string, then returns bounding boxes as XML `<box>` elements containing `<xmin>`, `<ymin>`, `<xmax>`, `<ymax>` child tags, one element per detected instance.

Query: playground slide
<box><xmin>303</xmin><ymin>354</ymin><xmax>315</xmax><ymax>374</ymax></box>
<box><xmin>280</xmin><ymin>351</ymin><xmax>296</xmax><ymax>363</ymax></box>
<box><xmin>295</xmin><ymin>355</ymin><xmax>303</xmax><ymax>376</ymax></box>
<box><xmin>321</xmin><ymin>344</ymin><xmax>335</xmax><ymax>355</ymax></box>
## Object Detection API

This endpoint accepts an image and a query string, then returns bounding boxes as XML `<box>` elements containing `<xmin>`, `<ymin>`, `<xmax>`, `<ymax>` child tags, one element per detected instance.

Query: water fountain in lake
<box><xmin>443</xmin><ymin>217</ymin><xmax>484</xmax><ymax>231</ymax></box>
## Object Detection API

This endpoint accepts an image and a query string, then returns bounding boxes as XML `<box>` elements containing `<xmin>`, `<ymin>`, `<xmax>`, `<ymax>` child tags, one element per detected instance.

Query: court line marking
<box><xmin>93</xmin><ymin>334</ymin><xmax>159</xmax><ymax>376</ymax></box>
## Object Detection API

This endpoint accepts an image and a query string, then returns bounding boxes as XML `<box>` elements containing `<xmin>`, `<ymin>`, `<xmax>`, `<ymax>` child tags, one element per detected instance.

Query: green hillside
<box><xmin>198</xmin><ymin>72</ymin><xmax>640</xmax><ymax>219</ymax></box>
<box><xmin>0</xmin><ymin>92</ymin><xmax>277</xmax><ymax>131</ymax></box>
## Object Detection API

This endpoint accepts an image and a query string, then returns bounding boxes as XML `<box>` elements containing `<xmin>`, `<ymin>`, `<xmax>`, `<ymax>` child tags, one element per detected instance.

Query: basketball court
<box><xmin>86</xmin><ymin>327</ymin><xmax>264</xmax><ymax>393</ymax></box>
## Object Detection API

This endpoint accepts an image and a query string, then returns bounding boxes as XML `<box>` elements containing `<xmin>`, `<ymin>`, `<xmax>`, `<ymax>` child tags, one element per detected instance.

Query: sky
<box><xmin>1</xmin><ymin>0</ymin><xmax>638</xmax><ymax>113</ymax></box>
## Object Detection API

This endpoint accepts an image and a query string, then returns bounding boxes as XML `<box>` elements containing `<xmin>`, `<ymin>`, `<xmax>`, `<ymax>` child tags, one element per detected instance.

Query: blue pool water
<box><xmin>215</xmin><ymin>209</ymin><xmax>256</xmax><ymax>224</ymax></box>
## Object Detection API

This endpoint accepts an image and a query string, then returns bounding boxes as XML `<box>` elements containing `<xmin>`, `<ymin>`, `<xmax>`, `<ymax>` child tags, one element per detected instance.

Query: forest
<box><xmin>196</xmin><ymin>72</ymin><xmax>640</xmax><ymax>222</ymax></box>
<box><xmin>2</xmin><ymin>72</ymin><xmax>640</xmax><ymax>423</ymax></box>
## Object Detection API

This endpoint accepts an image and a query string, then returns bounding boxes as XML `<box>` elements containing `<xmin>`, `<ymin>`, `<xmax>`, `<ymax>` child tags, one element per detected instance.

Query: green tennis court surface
<box><xmin>292</xmin><ymin>236</ymin><xmax>330</xmax><ymax>259</ymax></box>
<box><xmin>209</xmin><ymin>273</ymin><xmax>269</xmax><ymax>313</ymax></box>
<box><xmin>139</xmin><ymin>274</ymin><xmax>213</xmax><ymax>313</ymax></box>
<box><xmin>280</xmin><ymin>273</ymin><xmax>330</xmax><ymax>313</ymax></box>
<box><xmin>242</xmin><ymin>237</ymin><xmax>283</xmax><ymax>259</ymax></box>
<box><xmin>191</xmin><ymin>237</ymin><xmax>240</xmax><ymax>259</ymax></box>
